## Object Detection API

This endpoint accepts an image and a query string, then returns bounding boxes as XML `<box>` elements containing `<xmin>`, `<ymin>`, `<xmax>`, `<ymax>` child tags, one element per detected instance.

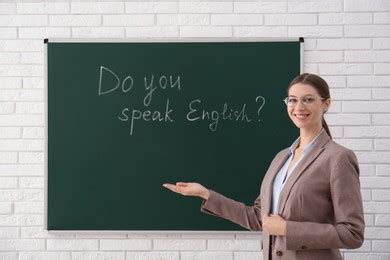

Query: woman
<box><xmin>163</xmin><ymin>73</ymin><xmax>364</xmax><ymax>260</ymax></box>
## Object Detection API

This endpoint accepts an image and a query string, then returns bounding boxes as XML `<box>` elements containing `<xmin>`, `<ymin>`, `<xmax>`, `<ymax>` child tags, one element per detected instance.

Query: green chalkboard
<box><xmin>46</xmin><ymin>39</ymin><xmax>301</xmax><ymax>231</ymax></box>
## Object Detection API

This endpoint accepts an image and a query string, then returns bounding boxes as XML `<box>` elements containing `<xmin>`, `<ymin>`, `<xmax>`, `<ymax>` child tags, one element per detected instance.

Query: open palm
<box><xmin>163</xmin><ymin>182</ymin><xmax>210</xmax><ymax>200</ymax></box>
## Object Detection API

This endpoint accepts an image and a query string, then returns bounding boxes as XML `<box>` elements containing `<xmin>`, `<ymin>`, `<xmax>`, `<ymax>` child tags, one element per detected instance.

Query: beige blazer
<box><xmin>201</xmin><ymin>130</ymin><xmax>364</xmax><ymax>260</ymax></box>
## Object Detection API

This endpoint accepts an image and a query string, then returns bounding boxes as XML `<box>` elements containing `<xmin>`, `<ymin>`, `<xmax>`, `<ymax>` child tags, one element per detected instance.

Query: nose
<box><xmin>294</xmin><ymin>100</ymin><xmax>306</xmax><ymax>109</ymax></box>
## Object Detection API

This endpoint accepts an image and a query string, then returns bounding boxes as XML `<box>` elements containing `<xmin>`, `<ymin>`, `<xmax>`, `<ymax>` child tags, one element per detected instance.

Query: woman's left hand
<box><xmin>262</xmin><ymin>214</ymin><xmax>287</xmax><ymax>236</ymax></box>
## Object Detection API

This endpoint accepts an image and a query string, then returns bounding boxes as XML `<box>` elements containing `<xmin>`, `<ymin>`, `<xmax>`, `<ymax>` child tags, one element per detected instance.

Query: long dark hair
<box><xmin>287</xmin><ymin>73</ymin><xmax>332</xmax><ymax>139</ymax></box>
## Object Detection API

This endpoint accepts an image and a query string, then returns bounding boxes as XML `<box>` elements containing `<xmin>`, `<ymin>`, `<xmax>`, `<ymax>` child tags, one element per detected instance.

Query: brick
<box><xmin>0</xmin><ymin>90</ymin><xmax>43</xmax><ymax>101</ymax></box>
<box><xmin>0</xmin><ymin>239</ymin><xmax>44</xmax><ymax>250</ymax></box>
<box><xmin>330</xmin><ymin>88</ymin><xmax>371</xmax><ymax>100</ymax></box>
<box><xmin>14</xmin><ymin>202</ymin><xmax>43</xmax><ymax>213</ymax></box>
<box><xmin>345</xmin><ymin>25</ymin><xmax>390</xmax><ymax>37</ymax></box>
<box><xmin>0</xmin><ymin>28</ymin><xmax>17</xmax><ymax>39</ymax></box>
<box><xmin>0</xmin><ymin>65</ymin><xmax>43</xmax><ymax>77</ymax></box>
<box><xmin>180</xmin><ymin>26</ymin><xmax>231</xmax><ymax>37</ymax></box>
<box><xmin>374</xmin><ymin>13</ymin><xmax>390</xmax><ymax>24</ymax></box>
<box><xmin>20</xmin><ymin>252</ymin><xmax>71</xmax><ymax>260</ymax></box>
<box><xmin>303</xmin><ymin>38</ymin><xmax>316</xmax><ymax>51</ymax></box>
<box><xmin>19</xmin><ymin>152</ymin><xmax>44</xmax><ymax>164</ymax></box>
<box><xmin>0</xmin><ymin>164</ymin><xmax>43</xmax><ymax>176</ymax></box>
<box><xmin>126</xmin><ymin>252</ymin><xmax>178</xmax><ymax>260</ymax></box>
<box><xmin>325</xmin><ymin>114</ymin><xmax>370</xmax><ymax>126</ymax></box>
<box><xmin>0</xmin><ymin>40</ymin><xmax>43</xmax><ymax>52</ymax></box>
<box><xmin>208</xmin><ymin>239</ymin><xmax>260</xmax><ymax>251</ymax></box>
<box><xmin>0</xmin><ymin>202</ymin><xmax>12</xmax><ymax>214</ymax></box>
<box><xmin>0</xmin><ymin>103</ymin><xmax>14</xmax><ymax>114</ymax></box>
<box><xmin>347</xmin><ymin>76</ymin><xmax>390</xmax><ymax>87</ymax></box>
<box><xmin>317</xmin><ymin>38</ymin><xmax>371</xmax><ymax>50</ymax></box>
<box><xmin>76</xmin><ymin>233</ymin><xmax>127</xmax><ymax>239</ymax></box>
<box><xmin>22</xmin><ymin>127</ymin><xmax>44</xmax><ymax>138</ymax></box>
<box><xmin>0</xmin><ymin>227</ymin><xmax>19</xmax><ymax>238</ymax></box>
<box><xmin>320</xmin><ymin>63</ymin><xmax>372</xmax><ymax>75</ymax></box>
<box><xmin>182</xmin><ymin>234</ymin><xmax>235</xmax><ymax>239</ymax></box>
<box><xmin>73</xmin><ymin>252</ymin><xmax>125</xmax><ymax>260</ymax></box>
<box><xmin>373</xmin><ymin>114</ymin><xmax>390</xmax><ymax>125</ymax></box>
<box><xmin>47</xmin><ymin>239</ymin><xmax>99</xmax><ymax>250</ymax></box>
<box><xmin>356</xmin><ymin>151</ymin><xmax>390</xmax><ymax>163</ymax></box>
<box><xmin>0</xmin><ymin>14</ymin><xmax>47</xmax><ymax>26</ymax></box>
<box><xmin>331</xmin><ymin>138</ymin><xmax>372</xmax><ymax>151</ymax></box>
<box><xmin>329</xmin><ymin>126</ymin><xmax>342</xmax><ymax>138</ymax></box>
<box><xmin>0</xmin><ymin>152</ymin><xmax>17</xmax><ymax>163</ymax></box>
<box><xmin>345</xmin><ymin>0</ymin><xmax>390</xmax><ymax>11</ymax></box>
<box><xmin>153</xmin><ymin>239</ymin><xmax>206</xmax><ymax>250</ymax></box>
<box><xmin>0</xmin><ymin>115</ymin><xmax>43</xmax><ymax>126</ymax></box>
<box><xmin>364</xmin><ymin>214</ymin><xmax>374</xmax><ymax>226</ymax></box>
<box><xmin>0</xmin><ymin>127</ymin><xmax>20</xmax><ymax>138</ymax></box>
<box><xmin>373</xmin><ymin>240</ymin><xmax>390</xmax><ymax>252</ymax></box>
<box><xmin>234</xmin><ymin>2</ymin><xmax>287</xmax><ymax>13</ymax></box>
<box><xmin>126</xmin><ymin>2</ymin><xmax>178</xmax><ymax>13</ymax></box>
<box><xmin>375</xmin><ymin>140</ymin><xmax>390</xmax><ymax>150</ymax></box>
<box><xmin>303</xmin><ymin>64</ymin><xmax>318</xmax><ymax>74</ymax></box>
<box><xmin>234</xmin><ymin>252</ymin><xmax>262</xmax><ymax>260</ymax></box>
<box><xmin>360</xmin><ymin>164</ymin><xmax>376</xmax><ymax>176</ymax></box>
<box><xmin>364</xmin><ymin>202</ymin><xmax>390</xmax><ymax>213</ymax></box>
<box><xmin>265</xmin><ymin>14</ymin><xmax>316</xmax><ymax>26</ymax></box>
<box><xmin>361</xmin><ymin>178</ymin><xmax>390</xmax><ymax>188</ymax></box>
<box><xmin>21</xmin><ymin>53</ymin><xmax>44</xmax><ymax>65</ymax></box>
<box><xmin>0</xmin><ymin>53</ymin><xmax>20</xmax><ymax>64</ymax></box>
<box><xmin>179</xmin><ymin>2</ymin><xmax>233</xmax><ymax>13</ymax></box>
<box><xmin>360</xmin><ymin>189</ymin><xmax>371</xmax><ymax>201</ymax></box>
<box><xmin>373</xmin><ymin>189</ymin><xmax>390</xmax><ymax>200</ymax></box>
<box><xmin>343</xmin><ymin>101</ymin><xmax>390</xmax><ymax>113</ymax></box>
<box><xmin>73</xmin><ymin>27</ymin><xmax>124</xmax><ymax>38</ymax></box>
<box><xmin>233</xmin><ymin>27</ymin><xmax>287</xmax><ymax>37</ymax></box>
<box><xmin>19</xmin><ymin>27</ymin><xmax>71</xmax><ymax>39</ymax></box>
<box><xmin>366</xmin><ymin>227</ymin><xmax>390</xmax><ymax>239</ymax></box>
<box><xmin>0</xmin><ymin>3</ymin><xmax>16</xmax><ymax>14</ymax></box>
<box><xmin>103</xmin><ymin>15</ymin><xmax>154</xmax><ymax>26</ymax></box>
<box><xmin>323</xmin><ymin>75</ymin><xmax>346</xmax><ymax>87</ymax></box>
<box><xmin>288</xmin><ymin>1</ymin><xmax>342</xmax><ymax>12</ymax></box>
<box><xmin>374</xmin><ymin>38</ymin><xmax>390</xmax><ymax>49</ymax></box>
<box><xmin>345</xmin><ymin>51</ymin><xmax>390</xmax><ymax>62</ymax></box>
<box><xmin>375</xmin><ymin>63</ymin><xmax>390</xmax><ymax>74</ymax></box>
<box><xmin>289</xmin><ymin>26</ymin><xmax>343</xmax><ymax>37</ymax></box>
<box><xmin>50</xmin><ymin>15</ymin><xmax>101</xmax><ymax>26</ymax></box>
<box><xmin>16</xmin><ymin>102</ymin><xmax>44</xmax><ymax>114</ymax></box>
<box><xmin>0</xmin><ymin>189</ymin><xmax>43</xmax><ymax>201</ymax></box>
<box><xmin>126</xmin><ymin>26</ymin><xmax>178</xmax><ymax>37</ymax></box>
<box><xmin>17</xmin><ymin>3</ymin><xmax>70</xmax><ymax>14</ymax></box>
<box><xmin>19</xmin><ymin>177</ymin><xmax>44</xmax><ymax>188</ymax></box>
<box><xmin>305</xmin><ymin>51</ymin><xmax>343</xmax><ymax>63</ymax></box>
<box><xmin>157</xmin><ymin>14</ymin><xmax>209</xmax><ymax>26</ymax></box>
<box><xmin>377</xmin><ymin>164</ymin><xmax>390</xmax><ymax>176</ymax></box>
<box><xmin>319</xmin><ymin>13</ymin><xmax>372</xmax><ymax>25</ymax></box>
<box><xmin>181</xmin><ymin>252</ymin><xmax>232</xmax><ymax>260</ymax></box>
<box><xmin>71</xmin><ymin>2</ymin><xmax>124</xmax><ymax>14</ymax></box>
<box><xmin>211</xmin><ymin>14</ymin><xmax>263</xmax><ymax>25</ymax></box>
<box><xmin>0</xmin><ymin>78</ymin><xmax>22</xmax><ymax>88</ymax></box>
<box><xmin>0</xmin><ymin>177</ymin><xmax>17</xmax><ymax>188</ymax></box>
<box><xmin>375</xmin><ymin>215</ymin><xmax>390</xmax><ymax>226</ymax></box>
<box><xmin>23</xmin><ymin>77</ymin><xmax>44</xmax><ymax>89</ymax></box>
<box><xmin>100</xmin><ymin>239</ymin><xmax>151</xmax><ymax>250</ymax></box>
<box><xmin>21</xmin><ymin>227</ymin><xmax>74</xmax><ymax>239</ymax></box>
<box><xmin>0</xmin><ymin>214</ymin><xmax>43</xmax><ymax>226</ymax></box>
<box><xmin>345</xmin><ymin>253</ymin><xmax>390</xmax><ymax>260</ymax></box>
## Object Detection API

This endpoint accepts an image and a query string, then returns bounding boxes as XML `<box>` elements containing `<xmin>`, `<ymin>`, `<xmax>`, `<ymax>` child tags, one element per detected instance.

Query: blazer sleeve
<box><xmin>285</xmin><ymin>149</ymin><xmax>365</xmax><ymax>250</ymax></box>
<box><xmin>200</xmin><ymin>190</ymin><xmax>262</xmax><ymax>231</ymax></box>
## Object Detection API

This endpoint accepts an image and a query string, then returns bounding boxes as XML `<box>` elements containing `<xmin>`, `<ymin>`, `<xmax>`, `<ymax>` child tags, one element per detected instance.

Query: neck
<box><xmin>298</xmin><ymin>125</ymin><xmax>323</xmax><ymax>148</ymax></box>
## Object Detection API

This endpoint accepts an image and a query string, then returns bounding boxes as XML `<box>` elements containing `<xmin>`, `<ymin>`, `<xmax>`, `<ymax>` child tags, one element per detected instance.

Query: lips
<box><xmin>294</xmin><ymin>113</ymin><xmax>310</xmax><ymax>119</ymax></box>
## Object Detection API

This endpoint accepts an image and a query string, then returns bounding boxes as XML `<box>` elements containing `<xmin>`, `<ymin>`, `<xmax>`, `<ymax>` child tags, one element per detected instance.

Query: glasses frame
<box><xmin>283</xmin><ymin>96</ymin><xmax>327</xmax><ymax>107</ymax></box>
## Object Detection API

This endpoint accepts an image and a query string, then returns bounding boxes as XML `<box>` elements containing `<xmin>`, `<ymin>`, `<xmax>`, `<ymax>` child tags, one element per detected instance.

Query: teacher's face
<box><xmin>287</xmin><ymin>83</ymin><xmax>330</xmax><ymax>131</ymax></box>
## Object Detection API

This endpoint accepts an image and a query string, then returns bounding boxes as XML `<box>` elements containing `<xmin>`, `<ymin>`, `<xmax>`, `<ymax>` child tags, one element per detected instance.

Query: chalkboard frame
<box><xmin>44</xmin><ymin>38</ymin><xmax>304</xmax><ymax>233</ymax></box>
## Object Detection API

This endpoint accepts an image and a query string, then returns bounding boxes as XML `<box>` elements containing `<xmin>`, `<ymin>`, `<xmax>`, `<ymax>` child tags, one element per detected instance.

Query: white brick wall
<box><xmin>0</xmin><ymin>0</ymin><xmax>389</xmax><ymax>259</ymax></box>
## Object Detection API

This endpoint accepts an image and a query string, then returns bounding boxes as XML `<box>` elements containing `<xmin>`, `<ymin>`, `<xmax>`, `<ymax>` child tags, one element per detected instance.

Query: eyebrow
<box><xmin>288</xmin><ymin>94</ymin><xmax>316</xmax><ymax>97</ymax></box>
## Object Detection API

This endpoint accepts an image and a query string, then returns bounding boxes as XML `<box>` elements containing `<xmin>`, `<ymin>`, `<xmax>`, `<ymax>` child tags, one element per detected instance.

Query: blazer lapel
<box><xmin>277</xmin><ymin>131</ymin><xmax>330</xmax><ymax>215</ymax></box>
<box><xmin>263</xmin><ymin>150</ymin><xmax>290</xmax><ymax>214</ymax></box>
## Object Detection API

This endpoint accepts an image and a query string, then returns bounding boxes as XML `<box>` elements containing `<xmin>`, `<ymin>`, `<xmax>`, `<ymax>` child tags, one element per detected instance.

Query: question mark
<box><xmin>255</xmin><ymin>96</ymin><xmax>266</xmax><ymax>122</ymax></box>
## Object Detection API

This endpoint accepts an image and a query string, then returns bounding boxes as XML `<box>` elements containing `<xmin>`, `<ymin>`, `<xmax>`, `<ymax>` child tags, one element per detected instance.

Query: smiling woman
<box><xmin>164</xmin><ymin>73</ymin><xmax>365</xmax><ymax>260</ymax></box>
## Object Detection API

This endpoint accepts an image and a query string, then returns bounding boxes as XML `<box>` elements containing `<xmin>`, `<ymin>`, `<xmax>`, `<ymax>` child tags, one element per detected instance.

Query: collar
<box><xmin>288</xmin><ymin>128</ymin><xmax>325</xmax><ymax>156</ymax></box>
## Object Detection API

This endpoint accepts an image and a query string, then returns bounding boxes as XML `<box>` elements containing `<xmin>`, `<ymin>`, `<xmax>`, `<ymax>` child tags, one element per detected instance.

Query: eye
<box><xmin>288</xmin><ymin>98</ymin><xmax>298</xmax><ymax>104</ymax></box>
<box><xmin>303</xmin><ymin>97</ymin><xmax>315</xmax><ymax>103</ymax></box>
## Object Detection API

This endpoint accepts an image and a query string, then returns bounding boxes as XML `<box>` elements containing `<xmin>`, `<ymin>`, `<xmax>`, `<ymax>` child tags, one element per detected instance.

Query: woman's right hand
<box><xmin>162</xmin><ymin>182</ymin><xmax>210</xmax><ymax>200</ymax></box>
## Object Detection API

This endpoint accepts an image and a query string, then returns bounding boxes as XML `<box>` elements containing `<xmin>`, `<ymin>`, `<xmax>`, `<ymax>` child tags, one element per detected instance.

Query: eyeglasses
<box><xmin>283</xmin><ymin>96</ymin><xmax>327</xmax><ymax>107</ymax></box>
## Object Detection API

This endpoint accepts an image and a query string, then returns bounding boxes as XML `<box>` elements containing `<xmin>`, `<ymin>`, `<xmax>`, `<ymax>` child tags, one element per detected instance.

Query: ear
<box><xmin>323</xmin><ymin>98</ymin><xmax>331</xmax><ymax>112</ymax></box>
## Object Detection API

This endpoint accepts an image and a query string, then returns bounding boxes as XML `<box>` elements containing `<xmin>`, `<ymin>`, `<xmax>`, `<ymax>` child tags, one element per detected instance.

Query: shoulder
<box><xmin>325</xmin><ymin>139</ymin><xmax>358</xmax><ymax>161</ymax></box>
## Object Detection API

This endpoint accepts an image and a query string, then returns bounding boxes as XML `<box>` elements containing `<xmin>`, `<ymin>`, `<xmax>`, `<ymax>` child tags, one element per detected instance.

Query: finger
<box><xmin>176</xmin><ymin>182</ymin><xmax>188</xmax><ymax>187</ymax></box>
<box><xmin>163</xmin><ymin>184</ymin><xmax>182</xmax><ymax>194</ymax></box>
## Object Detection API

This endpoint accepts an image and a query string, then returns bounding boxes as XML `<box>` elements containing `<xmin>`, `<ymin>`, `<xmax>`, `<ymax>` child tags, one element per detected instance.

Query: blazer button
<box><xmin>301</xmin><ymin>245</ymin><xmax>307</xmax><ymax>250</ymax></box>
<box><xmin>276</xmin><ymin>251</ymin><xmax>283</xmax><ymax>256</ymax></box>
